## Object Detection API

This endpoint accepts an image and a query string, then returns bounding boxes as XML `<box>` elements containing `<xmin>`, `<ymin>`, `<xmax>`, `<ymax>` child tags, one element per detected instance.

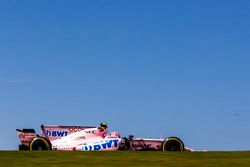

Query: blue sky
<box><xmin>0</xmin><ymin>0</ymin><xmax>250</xmax><ymax>150</ymax></box>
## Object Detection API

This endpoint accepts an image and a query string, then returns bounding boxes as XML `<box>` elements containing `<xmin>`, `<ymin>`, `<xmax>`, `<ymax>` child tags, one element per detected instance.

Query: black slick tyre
<box><xmin>29</xmin><ymin>138</ymin><xmax>51</xmax><ymax>151</ymax></box>
<box><xmin>162</xmin><ymin>137</ymin><xmax>185</xmax><ymax>152</ymax></box>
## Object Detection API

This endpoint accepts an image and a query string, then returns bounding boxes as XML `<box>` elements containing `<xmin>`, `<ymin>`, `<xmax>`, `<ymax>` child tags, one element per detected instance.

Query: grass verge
<box><xmin>0</xmin><ymin>151</ymin><xmax>250</xmax><ymax>167</ymax></box>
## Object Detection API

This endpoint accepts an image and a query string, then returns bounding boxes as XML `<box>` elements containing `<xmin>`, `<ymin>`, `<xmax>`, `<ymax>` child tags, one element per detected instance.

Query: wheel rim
<box><xmin>164</xmin><ymin>139</ymin><xmax>183</xmax><ymax>151</ymax></box>
<box><xmin>30</xmin><ymin>139</ymin><xmax>49</xmax><ymax>150</ymax></box>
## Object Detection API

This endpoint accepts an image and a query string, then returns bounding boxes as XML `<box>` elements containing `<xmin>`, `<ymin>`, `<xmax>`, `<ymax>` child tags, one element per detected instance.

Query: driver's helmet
<box><xmin>100</xmin><ymin>122</ymin><xmax>107</xmax><ymax>128</ymax></box>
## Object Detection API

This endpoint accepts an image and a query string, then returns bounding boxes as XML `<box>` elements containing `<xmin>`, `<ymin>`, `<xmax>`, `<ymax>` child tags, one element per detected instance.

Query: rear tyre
<box><xmin>29</xmin><ymin>138</ymin><xmax>51</xmax><ymax>151</ymax></box>
<box><xmin>162</xmin><ymin>137</ymin><xmax>184</xmax><ymax>152</ymax></box>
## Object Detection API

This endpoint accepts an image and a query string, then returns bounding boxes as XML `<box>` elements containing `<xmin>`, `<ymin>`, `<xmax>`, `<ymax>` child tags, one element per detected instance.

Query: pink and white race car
<box><xmin>16</xmin><ymin>122</ymin><xmax>196</xmax><ymax>152</ymax></box>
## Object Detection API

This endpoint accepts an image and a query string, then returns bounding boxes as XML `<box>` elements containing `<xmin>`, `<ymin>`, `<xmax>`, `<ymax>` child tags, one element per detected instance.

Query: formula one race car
<box><xmin>16</xmin><ymin>122</ymin><xmax>194</xmax><ymax>152</ymax></box>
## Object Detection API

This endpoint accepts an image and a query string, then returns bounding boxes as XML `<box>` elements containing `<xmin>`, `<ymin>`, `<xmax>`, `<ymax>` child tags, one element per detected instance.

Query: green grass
<box><xmin>0</xmin><ymin>151</ymin><xmax>250</xmax><ymax>167</ymax></box>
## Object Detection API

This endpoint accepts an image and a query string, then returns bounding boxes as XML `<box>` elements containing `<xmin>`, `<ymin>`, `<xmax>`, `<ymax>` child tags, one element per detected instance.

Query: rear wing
<box><xmin>16</xmin><ymin>129</ymin><xmax>37</xmax><ymax>146</ymax></box>
<box><xmin>16</xmin><ymin>124</ymin><xmax>98</xmax><ymax>145</ymax></box>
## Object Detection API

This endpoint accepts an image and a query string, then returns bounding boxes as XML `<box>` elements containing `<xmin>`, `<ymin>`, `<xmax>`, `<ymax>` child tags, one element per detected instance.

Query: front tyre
<box><xmin>29</xmin><ymin>138</ymin><xmax>51</xmax><ymax>151</ymax></box>
<box><xmin>162</xmin><ymin>137</ymin><xmax>184</xmax><ymax>152</ymax></box>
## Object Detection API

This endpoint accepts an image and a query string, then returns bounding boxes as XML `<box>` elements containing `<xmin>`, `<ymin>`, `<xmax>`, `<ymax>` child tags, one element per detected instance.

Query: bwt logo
<box><xmin>46</xmin><ymin>130</ymin><xmax>68</xmax><ymax>137</ymax></box>
<box><xmin>82</xmin><ymin>139</ymin><xmax>119</xmax><ymax>151</ymax></box>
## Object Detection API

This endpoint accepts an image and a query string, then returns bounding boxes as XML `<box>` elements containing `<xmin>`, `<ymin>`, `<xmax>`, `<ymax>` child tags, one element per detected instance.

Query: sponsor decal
<box><xmin>85</xmin><ymin>130</ymin><xmax>97</xmax><ymax>134</ymax></box>
<box><xmin>132</xmin><ymin>143</ymin><xmax>151</xmax><ymax>148</ymax></box>
<box><xmin>52</xmin><ymin>146</ymin><xmax>71</xmax><ymax>150</ymax></box>
<box><xmin>78</xmin><ymin>136</ymin><xmax>86</xmax><ymax>140</ymax></box>
<box><xmin>19</xmin><ymin>134</ymin><xmax>25</xmax><ymax>138</ymax></box>
<box><xmin>52</xmin><ymin>145</ymin><xmax>72</xmax><ymax>150</ymax></box>
<box><xmin>18</xmin><ymin>133</ymin><xmax>36</xmax><ymax>138</ymax></box>
<box><xmin>81</xmin><ymin>139</ymin><xmax>119</xmax><ymax>151</ymax></box>
<box><xmin>69</xmin><ymin>127</ymin><xmax>82</xmax><ymax>133</ymax></box>
<box><xmin>46</xmin><ymin>130</ymin><xmax>68</xmax><ymax>137</ymax></box>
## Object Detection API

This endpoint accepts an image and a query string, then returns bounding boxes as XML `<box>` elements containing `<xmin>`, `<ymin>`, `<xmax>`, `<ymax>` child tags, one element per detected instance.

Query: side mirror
<box><xmin>128</xmin><ymin>135</ymin><xmax>134</xmax><ymax>140</ymax></box>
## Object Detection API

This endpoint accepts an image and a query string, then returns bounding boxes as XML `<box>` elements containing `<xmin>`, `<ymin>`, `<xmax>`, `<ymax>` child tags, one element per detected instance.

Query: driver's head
<box><xmin>100</xmin><ymin>122</ymin><xmax>107</xmax><ymax>128</ymax></box>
